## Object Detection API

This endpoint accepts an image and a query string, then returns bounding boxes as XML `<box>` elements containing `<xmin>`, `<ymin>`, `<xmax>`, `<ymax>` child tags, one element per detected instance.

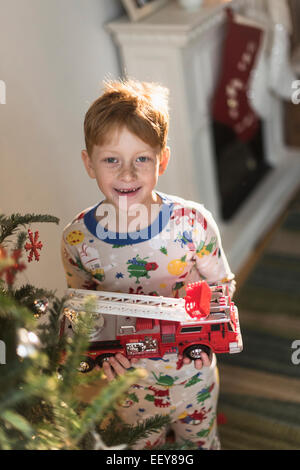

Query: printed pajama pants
<box><xmin>116</xmin><ymin>354</ymin><xmax>221</xmax><ymax>450</ymax></box>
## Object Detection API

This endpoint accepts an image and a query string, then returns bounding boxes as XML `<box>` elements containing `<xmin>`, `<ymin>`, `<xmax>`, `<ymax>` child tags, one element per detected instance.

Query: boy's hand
<box><xmin>178</xmin><ymin>351</ymin><xmax>212</xmax><ymax>370</ymax></box>
<box><xmin>102</xmin><ymin>353</ymin><xmax>139</xmax><ymax>382</ymax></box>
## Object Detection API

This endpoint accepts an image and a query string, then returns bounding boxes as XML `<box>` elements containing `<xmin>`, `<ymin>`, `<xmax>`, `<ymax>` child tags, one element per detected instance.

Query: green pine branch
<box><xmin>0</xmin><ymin>210</ymin><xmax>173</xmax><ymax>450</ymax></box>
<box><xmin>0</xmin><ymin>213</ymin><xmax>59</xmax><ymax>244</ymax></box>
<box><xmin>0</xmin><ymin>291</ymin><xmax>35</xmax><ymax>327</ymax></box>
<box><xmin>13</xmin><ymin>284</ymin><xmax>56</xmax><ymax>306</ymax></box>
<box><xmin>0</xmin><ymin>288</ymin><xmax>172</xmax><ymax>450</ymax></box>
<box><xmin>98</xmin><ymin>413</ymin><xmax>171</xmax><ymax>449</ymax></box>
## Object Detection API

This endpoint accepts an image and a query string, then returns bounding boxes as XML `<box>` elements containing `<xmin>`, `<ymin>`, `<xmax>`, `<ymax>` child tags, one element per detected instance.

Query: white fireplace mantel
<box><xmin>106</xmin><ymin>0</ymin><xmax>300</xmax><ymax>273</ymax></box>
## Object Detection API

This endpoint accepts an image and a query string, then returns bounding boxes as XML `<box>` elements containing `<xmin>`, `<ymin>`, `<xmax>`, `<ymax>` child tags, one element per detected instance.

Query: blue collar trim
<box><xmin>83</xmin><ymin>192</ymin><xmax>173</xmax><ymax>245</ymax></box>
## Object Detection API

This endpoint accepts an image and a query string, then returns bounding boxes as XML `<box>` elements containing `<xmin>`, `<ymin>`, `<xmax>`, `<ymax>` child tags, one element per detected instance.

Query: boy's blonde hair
<box><xmin>84</xmin><ymin>78</ymin><xmax>169</xmax><ymax>156</ymax></box>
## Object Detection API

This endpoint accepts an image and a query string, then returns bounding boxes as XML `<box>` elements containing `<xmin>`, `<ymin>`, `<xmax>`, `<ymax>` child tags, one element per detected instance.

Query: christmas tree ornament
<box><xmin>212</xmin><ymin>8</ymin><xmax>264</xmax><ymax>142</ymax></box>
<box><xmin>63</xmin><ymin>306</ymin><xmax>78</xmax><ymax>324</ymax></box>
<box><xmin>63</xmin><ymin>306</ymin><xmax>104</xmax><ymax>341</ymax></box>
<box><xmin>25</xmin><ymin>229</ymin><xmax>43</xmax><ymax>262</ymax></box>
<box><xmin>33</xmin><ymin>298</ymin><xmax>49</xmax><ymax>318</ymax></box>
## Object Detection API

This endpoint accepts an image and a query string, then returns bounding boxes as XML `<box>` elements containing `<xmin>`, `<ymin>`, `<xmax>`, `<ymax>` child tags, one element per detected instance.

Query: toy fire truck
<box><xmin>61</xmin><ymin>281</ymin><xmax>243</xmax><ymax>372</ymax></box>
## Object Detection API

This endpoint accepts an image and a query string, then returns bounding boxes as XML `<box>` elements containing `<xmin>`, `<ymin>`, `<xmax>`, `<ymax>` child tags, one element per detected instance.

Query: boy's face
<box><xmin>82</xmin><ymin>126</ymin><xmax>170</xmax><ymax>213</ymax></box>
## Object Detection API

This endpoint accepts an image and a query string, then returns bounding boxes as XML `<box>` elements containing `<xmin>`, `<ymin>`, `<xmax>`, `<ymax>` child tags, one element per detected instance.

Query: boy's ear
<box><xmin>81</xmin><ymin>150</ymin><xmax>96</xmax><ymax>179</ymax></box>
<box><xmin>159</xmin><ymin>147</ymin><xmax>170</xmax><ymax>176</ymax></box>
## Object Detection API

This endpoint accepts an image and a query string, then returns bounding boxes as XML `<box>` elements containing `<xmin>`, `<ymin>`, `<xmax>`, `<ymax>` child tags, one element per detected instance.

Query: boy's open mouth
<box><xmin>115</xmin><ymin>187</ymin><xmax>141</xmax><ymax>196</ymax></box>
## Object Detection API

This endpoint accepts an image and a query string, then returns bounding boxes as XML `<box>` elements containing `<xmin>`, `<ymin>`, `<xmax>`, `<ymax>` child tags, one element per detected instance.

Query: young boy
<box><xmin>61</xmin><ymin>79</ymin><xmax>235</xmax><ymax>450</ymax></box>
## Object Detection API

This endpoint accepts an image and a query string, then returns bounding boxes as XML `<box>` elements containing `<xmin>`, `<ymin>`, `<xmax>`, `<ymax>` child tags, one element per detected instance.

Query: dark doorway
<box><xmin>212</xmin><ymin>119</ymin><xmax>272</xmax><ymax>220</ymax></box>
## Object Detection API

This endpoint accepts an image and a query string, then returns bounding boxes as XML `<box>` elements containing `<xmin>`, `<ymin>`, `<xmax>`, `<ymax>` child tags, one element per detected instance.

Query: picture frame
<box><xmin>121</xmin><ymin>0</ymin><xmax>169</xmax><ymax>22</ymax></box>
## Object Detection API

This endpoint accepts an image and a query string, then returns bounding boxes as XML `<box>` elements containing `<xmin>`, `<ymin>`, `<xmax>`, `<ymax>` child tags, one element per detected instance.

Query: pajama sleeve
<box><xmin>193</xmin><ymin>206</ymin><xmax>236</xmax><ymax>298</ymax></box>
<box><xmin>61</xmin><ymin>236</ymin><xmax>93</xmax><ymax>289</ymax></box>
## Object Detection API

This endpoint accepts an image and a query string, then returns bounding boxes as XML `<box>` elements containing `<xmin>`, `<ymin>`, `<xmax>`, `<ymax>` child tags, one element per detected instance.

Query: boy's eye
<box><xmin>136</xmin><ymin>156</ymin><xmax>150</xmax><ymax>163</ymax></box>
<box><xmin>105</xmin><ymin>157</ymin><xmax>118</xmax><ymax>164</ymax></box>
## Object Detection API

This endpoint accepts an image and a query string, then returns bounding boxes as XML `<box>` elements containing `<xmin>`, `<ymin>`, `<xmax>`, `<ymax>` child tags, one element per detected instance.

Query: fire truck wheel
<box><xmin>96</xmin><ymin>353</ymin><xmax>115</xmax><ymax>368</ymax></box>
<box><xmin>78</xmin><ymin>357</ymin><xmax>95</xmax><ymax>373</ymax></box>
<box><xmin>184</xmin><ymin>344</ymin><xmax>211</xmax><ymax>360</ymax></box>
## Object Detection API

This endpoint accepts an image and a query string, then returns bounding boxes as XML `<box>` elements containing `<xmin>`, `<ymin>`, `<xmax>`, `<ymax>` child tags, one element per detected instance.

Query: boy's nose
<box><xmin>119</xmin><ymin>164</ymin><xmax>137</xmax><ymax>181</ymax></box>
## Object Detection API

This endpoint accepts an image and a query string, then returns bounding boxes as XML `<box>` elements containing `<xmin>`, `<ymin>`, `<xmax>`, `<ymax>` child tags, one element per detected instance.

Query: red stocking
<box><xmin>212</xmin><ymin>9</ymin><xmax>264</xmax><ymax>142</ymax></box>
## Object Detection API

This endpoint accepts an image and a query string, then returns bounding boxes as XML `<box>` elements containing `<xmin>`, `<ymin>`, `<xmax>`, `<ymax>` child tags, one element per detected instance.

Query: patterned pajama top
<box><xmin>61</xmin><ymin>192</ymin><xmax>235</xmax><ymax>449</ymax></box>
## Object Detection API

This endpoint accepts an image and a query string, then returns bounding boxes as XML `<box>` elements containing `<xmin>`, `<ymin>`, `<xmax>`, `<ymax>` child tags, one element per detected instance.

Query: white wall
<box><xmin>0</xmin><ymin>0</ymin><xmax>124</xmax><ymax>295</ymax></box>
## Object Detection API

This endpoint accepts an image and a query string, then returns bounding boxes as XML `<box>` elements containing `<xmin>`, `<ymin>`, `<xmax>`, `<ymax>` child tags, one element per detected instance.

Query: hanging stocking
<box><xmin>212</xmin><ymin>8</ymin><xmax>264</xmax><ymax>142</ymax></box>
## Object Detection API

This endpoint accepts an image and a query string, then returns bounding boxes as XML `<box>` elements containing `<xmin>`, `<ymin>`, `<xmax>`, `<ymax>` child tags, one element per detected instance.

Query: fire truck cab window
<box><xmin>180</xmin><ymin>326</ymin><xmax>202</xmax><ymax>333</ymax></box>
<box><xmin>211</xmin><ymin>324</ymin><xmax>221</xmax><ymax>331</ymax></box>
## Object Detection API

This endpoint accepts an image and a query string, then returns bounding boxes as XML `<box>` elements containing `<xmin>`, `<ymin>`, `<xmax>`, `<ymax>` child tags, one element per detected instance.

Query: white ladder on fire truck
<box><xmin>65</xmin><ymin>285</ymin><xmax>229</xmax><ymax>324</ymax></box>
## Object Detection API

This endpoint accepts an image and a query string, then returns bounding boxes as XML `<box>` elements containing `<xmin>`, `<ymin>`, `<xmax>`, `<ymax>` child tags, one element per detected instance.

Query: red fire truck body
<box><xmin>61</xmin><ymin>282</ymin><xmax>242</xmax><ymax>372</ymax></box>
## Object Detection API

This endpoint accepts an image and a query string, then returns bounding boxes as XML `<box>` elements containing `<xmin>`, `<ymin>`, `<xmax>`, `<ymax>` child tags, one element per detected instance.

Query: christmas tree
<box><xmin>0</xmin><ymin>213</ymin><xmax>172</xmax><ymax>450</ymax></box>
